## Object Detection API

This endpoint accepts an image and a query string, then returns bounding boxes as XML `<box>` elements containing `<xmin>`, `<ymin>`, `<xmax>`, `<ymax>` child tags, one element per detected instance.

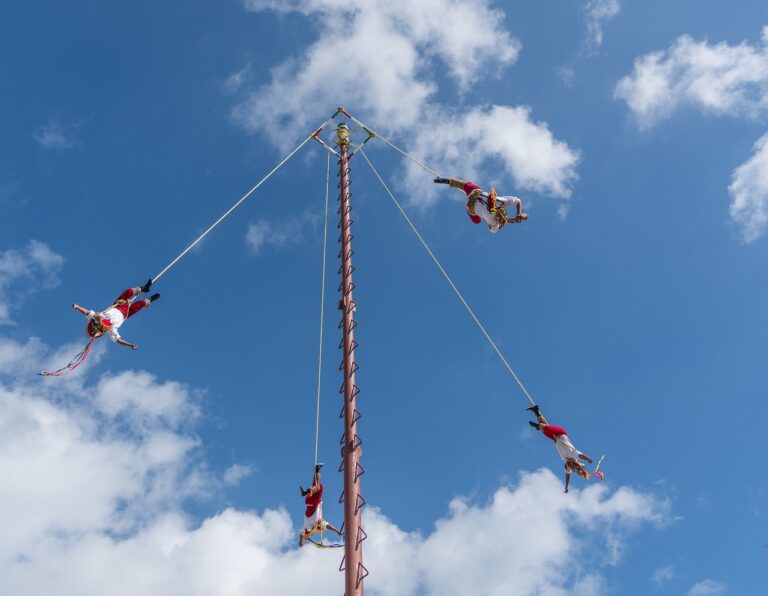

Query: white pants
<box><xmin>303</xmin><ymin>503</ymin><xmax>328</xmax><ymax>533</ymax></box>
<box><xmin>555</xmin><ymin>435</ymin><xmax>583</xmax><ymax>463</ymax></box>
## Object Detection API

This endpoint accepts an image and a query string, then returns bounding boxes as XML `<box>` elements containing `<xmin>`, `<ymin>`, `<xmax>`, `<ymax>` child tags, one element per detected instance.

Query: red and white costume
<box><xmin>541</xmin><ymin>425</ymin><xmax>585</xmax><ymax>465</ymax></box>
<box><xmin>87</xmin><ymin>287</ymin><xmax>151</xmax><ymax>343</ymax></box>
<box><xmin>460</xmin><ymin>181</ymin><xmax>522</xmax><ymax>234</ymax></box>
<box><xmin>302</xmin><ymin>482</ymin><xmax>327</xmax><ymax>534</ymax></box>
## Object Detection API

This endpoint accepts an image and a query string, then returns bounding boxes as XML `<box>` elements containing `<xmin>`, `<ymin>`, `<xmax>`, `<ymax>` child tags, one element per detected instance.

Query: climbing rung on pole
<box><xmin>354</xmin><ymin>458</ymin><xmax>365</xmax><ymax>480</ymax></box>
<box><xmin>354</xmin><ymin>494</ymin><xmax>366</xmax><ymax>516</ymax></box>
<box><xmin>356</xmin><ymin>563</ymin><xmax>369</xmax><ymax>588</ymax></box>
<box><xmin>355</xmin><ymin>526</ymin><xmax>368</xmax><ymax>550</ymax></box>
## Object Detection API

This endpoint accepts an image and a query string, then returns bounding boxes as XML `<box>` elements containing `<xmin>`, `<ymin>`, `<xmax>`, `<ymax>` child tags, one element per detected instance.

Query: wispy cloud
<box><xmin>223</xmin><ymin>463</ymin><xmax>253</xmax><ymax>486</ymax></box>
<box><xmin>0</xmin><ymin>240</ymin><xmax>64</xmax><ymax>324</ymax></box>
<box><xmin>223</xmin><ymin>63</ymin><xmax>251</xmax><ymax>94</ymax></box>
<box><xmin>583</xmin><ymin>0</ymin><xmax>621</xmax><ymax>54</ymax></box>
<box><xmin>34</xmin><ymin>116</ymin><xmax>90</xmax><ymax>150</ymax></box>
<box><xmin>651</xmin><ymin>564</ymin><xmax>675</xmax><ymax>586</ymax></box>
<box><xmin>245</xmin><ymin>211</ymin><xmax>319</xmax><ymax>254</ymax></box>
<box><xmin>729</xmin><ymin>132</ymin><xmax>768</xmax><ymax>243</ymax></box>
<box><xmin>688</xmin><ymin>579</ymin><xmax>726</xmax><ymax>596</ymax></box>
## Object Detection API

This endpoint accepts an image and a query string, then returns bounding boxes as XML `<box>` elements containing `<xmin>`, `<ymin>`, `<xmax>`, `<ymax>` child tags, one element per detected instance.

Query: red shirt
<box><xmin>542</xmin><ymin>425</ymin><xmax>567</xmax><ymax>441</ymax></box>
<box><xmin>304</xmin><ymin>482</ymin><xmax>323</xmax><ymax>517</ymax></box>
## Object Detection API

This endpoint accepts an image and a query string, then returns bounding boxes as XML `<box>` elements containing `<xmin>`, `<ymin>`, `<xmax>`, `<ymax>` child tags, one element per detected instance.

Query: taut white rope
<box><xmin>152</xmin><ymin>119</ymin><xmax>332</xmax><ymax>283</ymax></box>
<box><xmin>314</xmin><ymin>152</ymin><xmax>331</xmax><ymax>467</ymax></box>
<box><xmin>359</xmin><ymin>148</ymin><xmax>536</xmax><ymax>406</ymax></box>
<box><xmin>346</xmin><ymin>114</ymin><xmax>441</xmax><ymax>178</ymax></box>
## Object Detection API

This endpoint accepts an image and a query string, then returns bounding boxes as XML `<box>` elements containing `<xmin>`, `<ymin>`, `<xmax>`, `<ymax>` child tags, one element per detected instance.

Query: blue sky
<box><xmin>1</xmin><ymin>1</ymin><xmax>767</xmax><ymax>594</ymax></box>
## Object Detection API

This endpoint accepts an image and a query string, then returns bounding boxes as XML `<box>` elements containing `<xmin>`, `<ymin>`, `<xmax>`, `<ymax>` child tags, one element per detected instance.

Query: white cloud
<box><xmin>583</xmin><ymin>0</ymin><xmax>620</xmax><ymax>53</ymax></box>
<box><xmin>615</xmin><ymin>27</ymin><xmax>768</xmax><ymax>129</ymax></box>
<box><xmin>93</xmin><ymin>371</ymin><xmax>201</xmax><ymax>433</ymax></box>
<box><xmin>729</xmin><ymin>132</ymin><xmax>768</xmax><ymax>242</ymax></box>
<box><xmin>688</xmin><ymin>579</ymin><xmax>726</xmax><ymax>596</ymax></box>
<box><xmin>242</xmin><ymin>0</ymin><xmax>519</xmax><ymax>93</ymax></box>
<box><xmin>651</xmin><ymin>564</ymin><xmax>675</xmax><ymax>586</ymax></box>
<box><xmin>0</xmin><ymin>240</ymin><xmax>64</xmax><ymax>324</ymax></box>
<box><xmin>235</xmin><ymin>0</ymin><xmax>578</xmax><ymax>204</ymax></box>
<box><xmin>616</xmin><ymin>28</ymin><xmax>768</xmax><ymax>243</ymax></box>
<box><xmin>0</xmin><ymin>372</ymin><xmax>203</xmax><ymax>558</ymax></box>
<box><xmin>405</xmin><ymin>105</ymin><xmax>580</xmax><ymax>205</ymax></box>
<box><xmin>34</xmin><ymin>116</ymin><xmax>89</xmax><ymax>150</ymax></box>
<box><xmin>0</xmin><ymin>324</ymin><xmax>670</xmax><ymax>595</ymax></box>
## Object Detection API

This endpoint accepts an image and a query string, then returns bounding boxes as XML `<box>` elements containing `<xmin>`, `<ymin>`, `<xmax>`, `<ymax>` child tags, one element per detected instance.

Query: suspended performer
<box><xmin>72</xmin><ymin>279</ymin><xmax>160</xmax><ymax>351</ymax></box>
<box><xmin>41</xmin><ymin>280</ymin><xmax>160</xmax><ymax>377</ymax></box>
<box><xmin>434</xmin><ymin>177</ymin><xmax>527</xmax><ymax>233</ymax></box>
<box><xmin>298</xmin><ymin>463</ymin><xmax>342</xmax><ymax>547</ymax></box>
<box><xmin>526</xmin><ymin>404</ymin><xmax>604</xmax><ymax>493</ymax></box>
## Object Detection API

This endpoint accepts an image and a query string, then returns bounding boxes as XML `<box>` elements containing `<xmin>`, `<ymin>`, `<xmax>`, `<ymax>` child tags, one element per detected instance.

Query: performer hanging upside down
<box><xmin>434</xmin><ymin>177</ymin><xmax>527</xmax><ymax>233</ymax></box>
<box><xmin>71</xmin><ymin>279</ymin><xmax>160</xmax><ymax>351</ymax></box>
<box><xmin>298</xmin><ymin>463</ymin><xmax>342</xmax><ymax>547</ymax></box>
<box><xmin>526</xmin><ymin>404</ymin><xmax>604</xmax><ymax>493</ymax></box>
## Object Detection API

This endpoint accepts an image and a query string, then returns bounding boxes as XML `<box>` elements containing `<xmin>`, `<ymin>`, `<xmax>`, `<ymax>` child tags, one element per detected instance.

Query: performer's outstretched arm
<box><xmin>115</xmin><ymin>338</ymin><xmax>138</xmax><ymax>351</ymax></box>
<box><xmin>72</xmin><ymin>304</ymin><xmax>90</xmax><ymax>317</ymax></box>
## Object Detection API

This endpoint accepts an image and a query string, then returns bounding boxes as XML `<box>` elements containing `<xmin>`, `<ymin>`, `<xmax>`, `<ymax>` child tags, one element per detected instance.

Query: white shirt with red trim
<box><xmin>471</xmin><ymin>194</ymin><xmax>521</xmax><ymax>233</ymax></box>
<box><xmin>87</xmin><ymin>308</ymin><xmax>125</xmax><ymax>342</ymax></box>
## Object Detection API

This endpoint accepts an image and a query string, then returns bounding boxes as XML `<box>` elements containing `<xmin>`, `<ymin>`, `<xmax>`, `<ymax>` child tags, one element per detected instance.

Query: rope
<box><xmin>359</xmin><ymin>148</ymin><xmax>536</xmax><ymax>407</ymax></box>
<box><xmin>345</xmin><ymin>114</ymin><xmax>441</xmax><ymax>177</ymax></box>
<box><xmin>39</xmin><ymin>337</ymin><xmax>96</xmax><ymax>377</ymax></box>
<box><xmin>313</xmin><ymin>152</ymin><xmax>330</xmax><ymax>468</ymax></box>
<box><xmin>151</xmin><ymin>118</ymin><xmax>333</xmax><ymax>284</ymax></box>
<box><xmin>307</xmin><ymin>536</ymin><xmax>344</xmax><ymax>549</ymax></box>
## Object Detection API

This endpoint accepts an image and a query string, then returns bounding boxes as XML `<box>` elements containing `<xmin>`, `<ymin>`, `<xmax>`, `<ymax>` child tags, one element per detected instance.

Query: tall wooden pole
<box><xmin>336</xmin><ymin>122</ymin><xmax>367</xmax><ymax>595</ymax></box>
